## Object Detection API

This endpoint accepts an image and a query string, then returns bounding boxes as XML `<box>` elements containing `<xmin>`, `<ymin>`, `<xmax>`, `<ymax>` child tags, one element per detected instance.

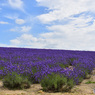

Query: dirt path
<box><xmin>0</xmin><ymin>69</ymin><xmax>95</xmax><ymax>95</ymax></box>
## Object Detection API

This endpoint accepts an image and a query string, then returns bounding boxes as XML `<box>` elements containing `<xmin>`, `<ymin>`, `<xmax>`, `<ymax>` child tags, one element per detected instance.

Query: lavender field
<box><xmin>0</xmin><ymin>47</ymin><xmax>95</xmax><ymax>91</ymax></box>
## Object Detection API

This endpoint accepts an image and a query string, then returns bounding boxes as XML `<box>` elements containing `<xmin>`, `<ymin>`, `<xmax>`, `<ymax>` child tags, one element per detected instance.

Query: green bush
<box><xmin>40</xmin><ymin>73</ymin><xmax>75</xmax><ymax>92</ymax></box>
<box><xmin>59</xmin><ymin>63</ymin><xmax>69</xmax><ymax>68</ymax></box>
<box><xmin>63</xmin><ymin>78</ymin><xmax>75</xmax><ymax>92</ymax></box>
<box><xmin>0</xmin><ymin>66</ymin><xmax>4</xmax><ymax>70</ymax></box>
<box><xmin>3</xmin><ymin>72</ymin><xmax>31</xmax><ymax>89</ymax></box>
<box><xmin>85</xmin><ymin>80</ymin><xmax>95</xmax><ymax>84</ymax></box>
<box><xmin>78</xmin><ymin>77</ymin><xmax>84</xmax><ymax>84</ymax></box>
<box><xmin>23</xmin><ymin>74</ymin><xmax>39</xmax><ymax>84</ymax></box>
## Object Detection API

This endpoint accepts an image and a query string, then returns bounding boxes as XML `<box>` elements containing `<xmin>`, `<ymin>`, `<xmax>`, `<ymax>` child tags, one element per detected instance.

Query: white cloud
<box><xmin>36</xmin><ymin>0</ymin><xmax>95</xmax><ymax>24</ymax></box>
<box><xmin>0</xmin><ymin>21</ymin><xmax>9</xmax><ymax>24</ymax></box>
<box><xmin>5</xmin><ymin>0</ymin><xmax>95</xmax><ymax>51</ymax></box>
<box><xmin>10</xmin><ymin>27</ymin><xmax>19</xmax><ymax>32</ymax></box>
<box><xmin>10</xmin><ymin>39</ymin><xmax>21</xmax><ymax>45</ymax></box>
<box><xmin>34</xmin><ymin>0</ymin><xmax>95</xmax><ymax>51</ymax></box>
<box><xmin>8</xmin><ymin>0</ymin><xmax>24</xmax><ymax>11</ymax></box>
<box><xmin>39</xmin><ymin>15</ymin><xmax>95</xmax><ymax>50</ymax></box>
<box><xmin>21</xmin><ymin>26</ymin><xmax>31</xmax><ymax>32</ymax></box>
<box><xmin>10</xmin><ymin>24</ymin><xmax>95</xmax><ymax>51</ymax></box>
<box><xmin>0</xmin><ymin>43</ymin><xmax>7</xmax><ymax>47</ymax></box>
<box><xmin>10</xmin><ymin>26</ymin><xmax>32</xmax><ymax>32</ymax></box>
<box><xmin>10</xmin><ymin>28</ymin><xmax>16</xmax><ymax>32</ymax></box>
<box><xmin>5</xmin><ymin>15</ymin><xmax>18</xmax><ymax>19</ymax></box>
<box><xmin>0</xmin><ymin>43</ymin><xmax>19</xmax><ymax>48</ymax></box>
<box><xmin>15</xmin><ymin>19</ymin><xmax>25</xmax><ymax>24</ymax></box>
<box><xmin>10</xmin><ymin>15</ymin><xmax>95</xmax><ymax>51</ymax></box>
<box><xmin>10</xmin><ymin>34</ymin><xmax>44</xmax><ymax>48</ymax></box>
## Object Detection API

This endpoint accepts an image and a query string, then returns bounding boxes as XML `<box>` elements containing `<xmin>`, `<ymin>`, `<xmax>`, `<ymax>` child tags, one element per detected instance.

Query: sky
<box><xmin>0</xmin><ymin>0</ymin><xmax>95</xmax><ymax>51</ymax></box>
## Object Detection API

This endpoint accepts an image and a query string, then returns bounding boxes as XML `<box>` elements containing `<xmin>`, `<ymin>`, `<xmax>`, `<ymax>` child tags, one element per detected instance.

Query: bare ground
<box><xmin>0</xmin><ymin>69</ymin><xmax>95</xmax><ymax>95</ymax></box>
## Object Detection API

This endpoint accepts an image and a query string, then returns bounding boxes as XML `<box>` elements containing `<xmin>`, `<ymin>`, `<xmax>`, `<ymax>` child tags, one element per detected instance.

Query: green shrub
<box><xmin>3</xmin><ymin>72</ymin><xmax>31</xmax><ymax>89</ymax></box>
<box><xmin>0</xmin><ymin>66</ymin><xmax>4</xmax><ymax>70</ymax></box>
<box><xmin>85</xmin><ymin>80</ymin><xmax>95</xmax><ymax>84</ymax></box>
<box><xmin>64</xmin><ymin>78</ymin><xmax>75</xmax><ymax>91</ymax></box>
<box><xmin>83</xmin><ymin>70</ymin><xmax>90</xmax><ymax>79</ymax></box>
<box><xmin>68</xmin><ymin>58</ymin><xmax>76</xmax><ymax>66</ymax></box>
<box><xmin>78</xmin><ymin>77</ymin><xmax>84</xmax><ymax>84</ymax></box>
<box><xmin>59</xmin><ymin>64</ymin><xmax>68</xmax><ymax>68</ymax></box>
<box><xmin>29</xmin><ymin>66</ymin><xmax>40</xmax><ymax>84</ymax></box>
<box><xmin>24</xmin><ymin>74</ymin><xmax>39</xmax><ymax>84</ymax></box>
<box><xmin>40</xmin><ymin>73</ymin><xmax>75</xmax><ymax>92</ymax></box>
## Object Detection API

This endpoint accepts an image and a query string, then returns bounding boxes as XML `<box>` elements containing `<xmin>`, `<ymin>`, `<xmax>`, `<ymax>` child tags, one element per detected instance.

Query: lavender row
<box><xmin>0</xmin><ymin>47</ymin><xmax>95</xmax><ymax>84</ymax></box>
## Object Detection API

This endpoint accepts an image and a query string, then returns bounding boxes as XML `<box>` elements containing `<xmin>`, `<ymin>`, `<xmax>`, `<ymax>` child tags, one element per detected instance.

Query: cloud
<box><xmin>10</xmin><ymin>28</ymin><xmax>17</xmax><ymax>32</ymax></box>
<box><xmin>10</xmin><ymin>14</ymin><xmax>95</xmax><ymax>51</ymax></box>
<box><xmin>34</xmin><ymin>0</ymin><xmax>95</xmax><ymax>51</ymax></box>
<box><xmin>10</xmin><ymin>39</ymin><xmax>21</xmax><ymax>45</ymax></box>
<box><xmin>8</xmin><ymin>0</ymin><xmax>24</xmax><ymax>11</ymax></box>
<box><xmin>20</xmin><ymin>26</ymin><xmax>31</xmax><ymax>32</ymax></box>
<box><xmin>0</xmin><ymin>43</ymin><xmax>19</xmax><ymax>48</ymax></box>
<box><xmin>5</xmin><ymin>15</ymin><xmax>18</xmax><ymax>20</ymax></box>
<box><xmin>10</xmin><ymin>34</ymin><xmax>44</xmax><ymax>48</ymax></box>
<box><xmin>0</xmin><ymin>21</ymin><xmax>9</xmax><ymax>24</ymax></box>
<box><xmin>0</xmin><ymin>43</ymin><xmax>8</xmax><ymax>47</ymax></box>
<box><xmin>10</xmin><ymin>26</ymin><xmax>32</xmax><ymax>32</ymax></box>
<box><xmin>3</xmin><ymin>0</ymin><xmax>95</xmax><ymax>51</ymax></box>
<box><xmin>36</xmin><ymin>0</ymin><xmax>95</xmax><ymax>24</ymax></box>
<box><xmin>39</xmin><ymin>15</ymin><xmax>95</xmax><ymax>50</ymax></box>
<box><xmin>15</xmin><ymin>19</ymin><xmax>25</xmax><ymax>24</ymax></box>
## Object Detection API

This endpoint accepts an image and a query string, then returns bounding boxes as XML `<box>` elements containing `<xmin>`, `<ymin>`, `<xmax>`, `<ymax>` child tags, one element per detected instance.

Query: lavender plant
<box><xmin>3</xmin><ymin>72</ymin><xmax>31</xmax><ymax>89</ymax></box>
<box><xmin>0</xmin><ymin>47</ymin><xmax>95</xmax><ymax>91</ymax></box>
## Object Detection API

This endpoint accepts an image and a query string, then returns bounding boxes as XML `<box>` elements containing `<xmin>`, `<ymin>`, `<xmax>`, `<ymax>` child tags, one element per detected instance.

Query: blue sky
<box><xmin>0</xmin><ymin>0</ymin><xmax>95</xmax><ymax>51</ymax></box>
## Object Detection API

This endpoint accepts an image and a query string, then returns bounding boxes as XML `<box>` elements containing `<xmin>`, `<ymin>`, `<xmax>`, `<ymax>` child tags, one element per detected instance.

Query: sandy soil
<box><xmin>0</xmin><ymin>69</ymin><xmax>95</xmax><ymax>95</ymax></box>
